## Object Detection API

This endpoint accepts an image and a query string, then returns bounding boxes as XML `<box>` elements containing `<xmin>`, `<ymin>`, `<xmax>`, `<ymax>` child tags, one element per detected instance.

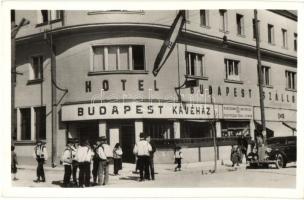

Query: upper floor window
<box><xmin>219</xmin><ymin>9</ymin><xmax>228</xmax><ymax>32</ymax></box>
<box><xmin>282</xmin><ymin>29</ymin><xmax>288</xmax><ymax>48</ymax></box>
<box><xmin>285</xmin><ymin>71</ymin><xmax>296</xmax><ymax>90</ymax></box>
<box><xmin>225</xmin><ymin>59</ymin><xmax>240</xmax><ymax>81</ymax></box>
<box><xmin>92</xmin><ymin>45</ymin><xmax>145</xmax><ymax>72</ymax></box>
<box><xmin>200</xmin><ymin>10</ymin><xmax>209</xmax><ymax>27</ymax></box>
<box><xmin>29</xmin><ymin>56</ymin><xmax>43</xmax><ymax>81</ymax></box>
<box><xmin>236</xmin><ymin>14</ymin><xmax>244</xmax><ymax>36</ymax></box>
<box><xmin>294</xmin><ymin>33</ymin><xmax>297</xmax><ymax>51</ymax></box>
<box><xmin>261</xmin><ymin>66</ymin><xmax>271</xmax><ymax>86</ymax></box>
<box><xmin>37</xmin><ymin>10</ymin><xmax>63</xmax><ymax>24</ymax></box>
<box><xmin>268</xmin><ymin>24</ymin><xmax>275</xmax><ymax>44</ymax></box>
<box><xmin>185</xmin><ymin>52</ymin><xmax>205</xmax><ymax>77</ymax></box>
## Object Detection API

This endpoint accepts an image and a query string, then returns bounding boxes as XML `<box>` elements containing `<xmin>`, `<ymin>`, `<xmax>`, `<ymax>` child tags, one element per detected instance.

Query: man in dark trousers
<box><xmin>33</xmin><ymin>140</ymin><xmax>48</xmax><ymax>183</ymax></box>
<box><xmin>133</xmin><ymin>133</ymin><xmax>152</xmax><ymax>181</ymax></box>
<box><xmin>71</xmin><ymin>138</ymin><xmax>79</xmax><ymax>186</ymax></box>
<box><xmin>146</xmin><ymin>136</ymin><xmax>156</xmax><ymax>180</ymax></box>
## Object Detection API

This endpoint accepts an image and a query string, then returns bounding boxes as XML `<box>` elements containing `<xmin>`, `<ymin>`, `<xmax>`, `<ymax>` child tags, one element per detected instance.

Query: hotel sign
<box><xmin>62</xmin><ymin>102</ymin><xmax>220</xmax><ymax>121</ymax></box>
<box><xmin>222</xmin><ymin>105</ymin><xmax>253</xmax><ymax>119</ymax></box>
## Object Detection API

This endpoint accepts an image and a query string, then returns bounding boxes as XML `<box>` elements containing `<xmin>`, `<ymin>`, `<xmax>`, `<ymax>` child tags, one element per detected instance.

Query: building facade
<box><xmin>13</xmin><ymin>10</ymin><xmax>297</xmax><ymax>164</ymax></box>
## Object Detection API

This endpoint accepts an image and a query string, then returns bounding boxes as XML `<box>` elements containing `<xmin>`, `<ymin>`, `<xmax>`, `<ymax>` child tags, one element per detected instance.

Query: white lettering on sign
<box><xmin>222</xmin><ymin>105</ymin><xmax>253</xmax><ymax>119</ymax></box>
<box><xmin>62</xmin><ymin>102</ymin><xmax>220</xmax><ymax>121</ymax></box>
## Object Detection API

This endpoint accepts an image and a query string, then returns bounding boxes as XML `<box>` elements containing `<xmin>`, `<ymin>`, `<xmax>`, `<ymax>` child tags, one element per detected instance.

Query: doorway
<box><xmin>120</xmin><ymin>125</ymin><xmax>135</xmax><ymax>163</ymax></box>
<box><xmin>78</xmin><ymin>121</ymin><xmax>98</xmax><ymax>146</ymax></box>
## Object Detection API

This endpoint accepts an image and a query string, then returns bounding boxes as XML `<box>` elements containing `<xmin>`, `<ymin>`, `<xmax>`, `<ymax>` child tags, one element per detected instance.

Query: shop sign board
<box><xmin>62</xmin><ymin>102</ymin><xmax>221</xmax><ymax>121</ymax></box>
<box><xmin>253</xmin><ymin>107</ymin><xmax>296</xmax><ymax>122</ymax></box>
<box><xmin>222</xmin><ymin>105</ymin><xmax>253</xmax><ymax>119</ymax></box>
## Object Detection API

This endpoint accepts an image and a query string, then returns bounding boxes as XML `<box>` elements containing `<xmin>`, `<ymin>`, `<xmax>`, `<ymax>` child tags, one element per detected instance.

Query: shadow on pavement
<box><xmin>119</xmin><ymin>176</ymin><xmax>139</xmax><ymax>181</ymax></box>
<box><xmin>51</xmin><ymin>180</ymin><xmax>64</xmax><ymax>187</ymax></box>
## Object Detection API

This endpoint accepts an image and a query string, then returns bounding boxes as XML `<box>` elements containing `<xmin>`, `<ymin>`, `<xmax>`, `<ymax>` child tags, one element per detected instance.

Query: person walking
<box><xmin>231</xmin><ymin>145</ymin><xmax>239</xmax><ymax>168</ymax></box>
<box><xmin>11</xmin><ymin>145</ymin><xmax>18</xmax><ymax>181</ymax></box>
<box><xmin>61</xmin><ymin>139</ymin><xmax>73</xmax><ymax>187</ymax></box>
<box><xmin>146</xmin><ymin>136</ymin><xmax>156</xmax><ymax>180</ymax></box>
<box><xmin>96</xmin><ymin>136</ymin><xmax>113</xmax><ymax>185</ymax></box>
<box><xmin>174</xmin><ymin>146</ymin><xmax>182</xmax><ymax>171</ymax></box>
<box><xmin>76</xmin><ymin>139</ymin><xmax>94</xmax><ymax>187</ymax></box>
<box><xmin>33</xmin><ymin>140</ymin><xmax>48</xmax><ymax>183</ymax></box>
<box><xmin>133</xmin><ymin>132</ymin><xmax>152</xmax><ymax>181</ymax></box>
<box><xmin>71</xmin><ymin>138</ymin><xmax>79</xmax><ymax>186</ymax></box>
<box><xmin>113</xmin><ymin>143</ymin><xmax>123</xmax><ymax>175</ymax></box>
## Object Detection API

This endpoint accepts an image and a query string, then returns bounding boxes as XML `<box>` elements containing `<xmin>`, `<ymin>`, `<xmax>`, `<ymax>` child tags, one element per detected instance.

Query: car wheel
<box><xmin>275</xmin><ymin>153</ymin><xmax>285</xmax><ymax>169</ymax></box>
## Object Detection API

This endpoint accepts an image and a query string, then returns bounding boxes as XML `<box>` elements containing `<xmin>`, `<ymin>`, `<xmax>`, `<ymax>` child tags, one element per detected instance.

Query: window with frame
<box><xmin>37</xmin><ymin>10</ymin><xmax>62</xmax><ymax>24</ymax></box>
<box><xmin>185</xmin><ymin>52</ymin><xmax>205</xmax><ymax>77</ymax></box>
<box><xmin>236</xmin><ymin>14</ymin><xmax>244</xmax><ymax>35</ymax></box>
<box><xmin>219</xmin><ymin>9</ymin><xmax>228</xmax><ymax>32</ymax></box>
<box><xmin>92</xmin><ymin>45</ymin><xmax>145</xmax><ymax>72</ymax></box>
<box><xmin>261</xmin><ymin>66</ymin><xmax>271</xmax><ymax>86</ymax></box>
<box><xmin>268</xmin><ymin>24</ymin><xmax>274</xmax><ymax>44</ymax></box>
<box><xmin>35</xmin><ymin>107</ymin><xmax>46</xmax><ymax>140</ymax></box>
<box><xmin>282</xmin><ymin>29</ymin><xmax>288</xmax><ymax>48</ymax></box>
<box><xmin>20</xmin><ymin>108</ymin><xmax>31</xmax><ymax>140</ymax></box>
<box><xmin>30</xmin><ymin>56</ymin><xmax>43</xmax><ymax>80</ymax></box>
<box><xmin>144</xmin><ymin>120</ymin><xmax>174</xmax><ymax>139</ymax></box>
<box><xmin>225</xmin><ymin>59</ymin><xmax>240</xmax><ymax>81</ymax></box>
<box><xmin>200</xmin><ymin>10</ymin><xmax>209</xmax><ymax>27</ymax></box>
<box><xmin>294</xmin><ymin>33</ymin><xmax>297</xmax><ymax>51</ymax></box>
<box><xmin>285</xmin><ymin>71</ymin><xmax>296</xmax><ymax>90</ymax></box>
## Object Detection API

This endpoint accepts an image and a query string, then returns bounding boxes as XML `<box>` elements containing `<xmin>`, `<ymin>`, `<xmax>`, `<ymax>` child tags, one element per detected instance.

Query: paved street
<box><xmin>12</xmin><ymin>161</ymin><xmax>296</xmax><ymax>188</ymax></box>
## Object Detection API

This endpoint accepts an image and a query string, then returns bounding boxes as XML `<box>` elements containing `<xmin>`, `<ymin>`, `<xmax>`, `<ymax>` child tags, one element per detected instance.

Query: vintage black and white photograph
<box><xmin>1</xmin><ymin>0</ymin><xmax>304</xmax><ymax>199</ymax></box>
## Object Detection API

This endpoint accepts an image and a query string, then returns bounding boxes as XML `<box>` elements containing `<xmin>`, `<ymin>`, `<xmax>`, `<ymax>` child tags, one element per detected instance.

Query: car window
<box><xmin>287</xmin><ymin>138</ymin><xmax>296</xmax><ymax>145</ymax></box>
<box><xmin>267</xmin><ymin>138</ymin><xmax>286</xmax><ymax>145</ymax></box>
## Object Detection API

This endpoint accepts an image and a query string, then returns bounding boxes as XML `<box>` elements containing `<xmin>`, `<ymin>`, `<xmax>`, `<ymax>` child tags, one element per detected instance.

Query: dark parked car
<box><xmin>267</xmin><ymin>136</ymin><xmax>297</xmax><ymax>168</ymax></box>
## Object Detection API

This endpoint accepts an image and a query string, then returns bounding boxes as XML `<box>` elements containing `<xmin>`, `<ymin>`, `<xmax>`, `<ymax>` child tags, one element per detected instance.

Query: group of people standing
<box><xmin>230</xmin><ymin>136</ymin><xmax>248</xmax><ymax>167</ymax></box>
<box><xmin>60</xmin><ymin>136</ymin><xmax>123</xmax><ymax>187</ymax></box>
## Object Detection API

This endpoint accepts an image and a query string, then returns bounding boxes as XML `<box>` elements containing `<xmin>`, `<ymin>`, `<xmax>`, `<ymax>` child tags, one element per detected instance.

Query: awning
<box><xmin>254</xmin><ymin>121</ymin><xmax>274</xmax><ymax>138</ymax></box>
<box><xmin>282</xmin><ymin>122</ymin><xmax>297</xmax><ymax>132</ymax></box>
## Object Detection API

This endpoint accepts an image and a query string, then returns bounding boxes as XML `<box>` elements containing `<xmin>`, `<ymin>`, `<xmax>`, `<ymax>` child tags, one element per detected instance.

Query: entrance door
<box><xmin>79</xmin><ymin>121</ymin><xmax>98</xmax><ymax>146</ymax></box>
<box><xmin>120</xmin><ymin>125</ymin><xmax>135</xmax><ymax>163</ymax></box>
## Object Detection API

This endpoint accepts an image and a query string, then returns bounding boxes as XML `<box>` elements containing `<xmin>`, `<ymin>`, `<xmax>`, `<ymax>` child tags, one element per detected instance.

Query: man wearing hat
<box><xmin>71</xmin><ymin>138</ymin><xmax>79</xmax><ymax>186</ymax></box>
<box><xmin>133</xmin><ymin>132</ymin><xmax>152</xmax><ymax>181</ymax></box>
<box><xmin>96</xmin><ymin>136</ymin><xmax>113</xmax><ymax>185</ymax></box>
<box><xmin>61</xmin><ymin>139</ymin><xmax>74</xmax><ymax>187</ymax></box>
<box><xmin>33</xmin><ymin>140</ymin><xmax>48</xmax><ymax>182</ymax></box>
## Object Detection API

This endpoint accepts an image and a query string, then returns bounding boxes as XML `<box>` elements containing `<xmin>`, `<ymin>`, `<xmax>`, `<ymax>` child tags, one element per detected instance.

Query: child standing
<box><xmin>174</xmin><ymin>146</ymin><xmax>182</xmax><ymax>171</ymax></box>
<box><xmin>11</xmin><ymin>145</ymin><xmax>18</xmax><ymax>181</ymax></box>
<box><xmin>113</xmin><ymin>143</ymin><xmax>123</xmax><ymax>175</ymax></box>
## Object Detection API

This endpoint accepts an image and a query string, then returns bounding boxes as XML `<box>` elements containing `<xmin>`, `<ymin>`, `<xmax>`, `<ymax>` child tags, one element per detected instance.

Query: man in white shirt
<box><xmin>96</xmin><ymin>136</ymin><xmax>112</xmax><ymax>185</ymax></box>
<box><xmin>33</xmin><ymin>140</ymin><xmax>48</xmax><ymax>183</ymax></box>
<box><xmin>133</xmin><ymin>132</ymin><xmax>152</xmax><ymax>181</ymax></box>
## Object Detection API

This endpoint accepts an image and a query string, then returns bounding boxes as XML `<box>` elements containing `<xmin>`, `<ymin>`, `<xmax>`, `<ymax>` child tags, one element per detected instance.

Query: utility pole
<box><xmin>211</xmin><ymin>95</ymin><xmax>217</xmax><ymax>173</ymax></box>
<box><xmin>254</xmin><ymin>9</ymin><xmax>267</xmax><ymax>144</ymax></box>
<box><xmin>11</xmin><ymin>10</ymin><xmax>29</xmax><ymax>140</ymax></box>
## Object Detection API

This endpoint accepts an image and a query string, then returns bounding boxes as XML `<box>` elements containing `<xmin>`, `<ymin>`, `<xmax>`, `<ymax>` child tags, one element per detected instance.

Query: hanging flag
<box><xmin>152</xmin><ymin>10</ymin><xmax>186</xmax><ymax>76</ymax></box>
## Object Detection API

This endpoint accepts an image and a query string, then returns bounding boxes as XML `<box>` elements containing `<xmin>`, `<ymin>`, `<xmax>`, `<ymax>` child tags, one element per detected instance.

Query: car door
<box><xmin>285</xmin><ymin>137</ymin><xmax>297</xmax><ymax>162</ymax></box>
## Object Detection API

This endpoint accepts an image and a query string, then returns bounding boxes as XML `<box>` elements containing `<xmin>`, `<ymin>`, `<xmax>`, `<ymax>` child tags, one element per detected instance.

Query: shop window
<box><xmin>219</xmin><ymin>9</ymin><xmax>228</xmax><ymax>32</ymax></box>
<box><xmin>181</xmin><ymin>121</ymin><xmax>212</xmax><ymax>138</ymax></box>
<box><xmin>294</xmin><ymin>33</ymin><xmax>297</xmax><ymax>51</ymax></box>
<box><xmin>144</xmin><ymin>120</ymin><xmax>173</xmax><ymax>139</ymax></box>
<box><xmin>225</xmin><ymin>59</ymin><xmax>240</xmax><ymax>81</ymax></box>
<box><xmin>35</xmin><ymin>107</ymin><xmax>46</xmax><ymax>140</ymax></box>
<box><xmin>261</xmin><ymin>66</ymin><xmax>271</xmax><ymax>86</ymax></box>
<box><xmin>285</xmin><ymin>71</ymin><xmax>296</xmax><ymax>90</ymax></box>
<box><xmin>221</xmin><ymin>121</ymin><xmax>250</xmax><ymax>137</ymax></box>
<box><xmin>29</xmin><ymin>56</ymin><xmax>43</xmax><ymax>81</ymax></box>
<box><xmin>92</xmin><ymin>45</ymin><xmax>145</xmax><ymax>72</ymax></box>
<box><xmin>282</xmin><ymin>29</ymin><xmax>288</xmax><ymax>48</ymax></box>
<box><xmin>200</xmin><ymin>10</ymin><xmax>209</xmax><ymax>27</ymax></box>
<box><xmin>185</xmin><ymin>52</ymin><xmax>205</xmax><ymax>77</ymax></box>
<box><xmin>20</xmin><ymin>108</ymin><xmax>31</xmax><ymax>140</ymax></box>
<box><xmin>268</xmin><ymin>24</ymin><xmax>275</xmax><ymax>44</ymax></box>
<box><xmin>236</xmin><ymin>14</ymin><xmax>244</xmax><ymax>36</ymax></box>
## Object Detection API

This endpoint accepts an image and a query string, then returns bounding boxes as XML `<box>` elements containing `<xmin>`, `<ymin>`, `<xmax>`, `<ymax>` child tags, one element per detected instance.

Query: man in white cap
<box><xmin>33</xmin><ymin>140</ymin><xmax>48</xmax><ymax>183</ymax></box>
<box><xmin>133</xmin><ymin>132</ymin><xmax>152</xmax><ymax>181</ymax></box>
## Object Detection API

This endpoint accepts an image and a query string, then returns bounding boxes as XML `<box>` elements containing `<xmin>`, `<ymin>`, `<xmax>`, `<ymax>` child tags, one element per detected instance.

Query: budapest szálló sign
<box><xmin>61</xmin><ymin>102</ymin><xmax>220</xmax><ymax>121</ymax></box>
